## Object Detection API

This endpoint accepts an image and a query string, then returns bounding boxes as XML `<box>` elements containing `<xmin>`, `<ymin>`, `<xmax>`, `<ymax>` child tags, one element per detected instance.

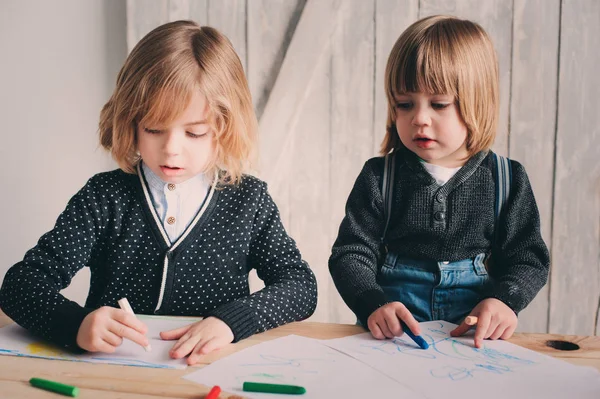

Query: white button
<box><xmin>442</xmin><ymin>261</ymin><xmax>449</xmax><ymax>264</ymax></box>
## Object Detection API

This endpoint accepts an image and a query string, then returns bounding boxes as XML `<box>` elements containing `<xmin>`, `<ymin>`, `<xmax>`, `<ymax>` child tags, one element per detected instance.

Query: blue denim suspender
<box><xmin>491</xmin><ymin>152</ymin><xmax>512</xmax><ymax>237</ymax></box>
<box><xmin>380</xmin><ymin>151</ymin><xmax>396</xmax><ymax>255</ymax></box>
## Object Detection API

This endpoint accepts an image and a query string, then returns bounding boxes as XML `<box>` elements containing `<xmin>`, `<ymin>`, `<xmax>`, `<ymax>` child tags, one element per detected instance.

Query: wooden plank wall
<box><xmin>126</xmin><ymin>0</ymin><xmax>600</xmax><ymax>335</ymax></box>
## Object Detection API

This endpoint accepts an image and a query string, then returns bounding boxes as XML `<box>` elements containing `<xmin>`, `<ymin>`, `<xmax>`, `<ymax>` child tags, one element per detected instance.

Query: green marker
<box><xmin>29</xmin><ymin>378</ymin><xmax>79</xmax><ymax>397</ymax></box>
<box><xmin>243</xmin><ymin>381</ymin><xmax>306</xmax><ymax>395</ymax></box>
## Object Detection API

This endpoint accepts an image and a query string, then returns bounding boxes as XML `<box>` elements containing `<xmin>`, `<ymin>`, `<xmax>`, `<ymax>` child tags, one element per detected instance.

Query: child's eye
<box><xmin>395</xmin><ymin>102</ymin><xmax>412</xmax><ymax>110</ymax></box>
<box><xmin>186</xmin><ymin>131</ymin><xmax>208</xmax><ymax>139</ymax></box>
<box><xmin>144</xmin><ymin>127</ymin><xmax>162</xmax><ymax>134</ymax></box>
<box><xmin>432</xmin><ymin>103</ymin><xmax>451</xmax><ymax>110</ymax></box>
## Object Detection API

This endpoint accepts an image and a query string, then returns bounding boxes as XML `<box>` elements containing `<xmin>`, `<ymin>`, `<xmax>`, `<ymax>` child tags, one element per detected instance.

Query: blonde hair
<box><xmin>381</xmin><ymin>15</ymin><xmax>499</xmax><ymax>156</ymax></box>
<box><xmin>99</xmin><ymin>20</ymin><xmax>257</xmax><ymax>186</ymax></box>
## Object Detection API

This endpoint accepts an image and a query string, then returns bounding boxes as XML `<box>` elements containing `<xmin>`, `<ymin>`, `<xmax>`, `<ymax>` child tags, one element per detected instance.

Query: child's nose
<box><xmin>163</xmin><ymin>131</ymin><xmax>182</xmax><ymax>155</ymax></box>
<box><xmin>411</xmin><ymin>107</ymin><xmax>431</xmax><ymax>127</ymax></box>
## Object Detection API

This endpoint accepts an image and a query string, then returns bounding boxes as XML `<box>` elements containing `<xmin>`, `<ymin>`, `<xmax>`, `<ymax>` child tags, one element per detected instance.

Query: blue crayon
<box><xmin>400</xmin><ymin>321</ymin><xmax>429</xmax><ymax>349</ymax></box>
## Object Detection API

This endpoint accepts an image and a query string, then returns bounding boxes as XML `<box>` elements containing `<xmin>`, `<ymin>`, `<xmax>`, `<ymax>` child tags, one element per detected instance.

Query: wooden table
<box><xmin>1</xmin><ymin>311</ymin><xmax>598</xmax><ymax>398</ymax></box>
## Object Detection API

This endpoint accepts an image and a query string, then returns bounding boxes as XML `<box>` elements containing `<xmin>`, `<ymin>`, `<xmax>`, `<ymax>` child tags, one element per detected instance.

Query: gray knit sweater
<box><xmin>0</xmin><ymin>169</ymin><xmax>317</xmax><ymax>349</ymax></box>
<box><xmin>329</xmin><ymin>148</ymin><xmax>549</xmax><ymax>325</ymax></box>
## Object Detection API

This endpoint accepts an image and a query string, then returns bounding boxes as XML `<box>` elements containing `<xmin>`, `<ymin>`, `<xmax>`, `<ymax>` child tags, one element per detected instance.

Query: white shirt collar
<box><xmin>141</xmin><ymin>162</ymin><xmax>208</xmax><ymax>197</ymax></box>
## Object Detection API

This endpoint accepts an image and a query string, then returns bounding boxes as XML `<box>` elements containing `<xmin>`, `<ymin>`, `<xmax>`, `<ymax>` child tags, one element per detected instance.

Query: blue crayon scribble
<box><xmin>359</xmin><ymin>337</ymin><xmax>437</xmax><ymax>359</ymax></box>
<box><xmin>355</xmin><ymin>326</ymin><xmax>538</xmax><ymax>382</ymax></box>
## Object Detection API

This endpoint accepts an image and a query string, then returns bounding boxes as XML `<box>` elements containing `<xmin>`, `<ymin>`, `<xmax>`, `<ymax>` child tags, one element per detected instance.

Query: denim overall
<box><xmin>377</xmin><ymin>252</ymin><xmax>491</xmax><ymax>323</ymax></box>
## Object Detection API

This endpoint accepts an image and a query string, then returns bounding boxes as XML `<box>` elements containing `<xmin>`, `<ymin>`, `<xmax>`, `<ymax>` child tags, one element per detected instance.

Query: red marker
<box><xmin>206</xmin><ymin>385</ymin><xmax>221</xmax><ymax>399</ymax></box>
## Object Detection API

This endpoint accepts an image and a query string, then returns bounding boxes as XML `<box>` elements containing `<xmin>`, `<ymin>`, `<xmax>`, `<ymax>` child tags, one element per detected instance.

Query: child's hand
<box><xmin>76</xmin><ymin>306</ymin><xmax>149</xmax><ymax>352</ymax></box>
<box><xmin>450</xmin><ymin>298</ymin><xmax>518</xmax><ymax>348</ymax></box>
<box><xmin>367</xmin><ymin>302</ymin><xmax>421</xmax><ymax>339</ymax></box>
<box><xmin>160</xmin><ymin>317</ymin><xmax>234</xmax><ymax>365</ymax></box>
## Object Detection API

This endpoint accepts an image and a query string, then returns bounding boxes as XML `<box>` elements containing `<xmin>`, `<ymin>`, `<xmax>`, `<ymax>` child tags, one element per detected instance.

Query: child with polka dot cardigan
<box><xmin>0</xmin><ymin>21</ymin><xmax>317</xmax><ymax>365</ymax></box>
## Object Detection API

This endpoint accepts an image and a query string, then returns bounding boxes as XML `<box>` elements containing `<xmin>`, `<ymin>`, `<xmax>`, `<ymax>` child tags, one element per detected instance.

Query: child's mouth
<box><xmin>160</xmin><ymin>165</ymin><xmax>183</xmax><ymax>175</ymax></box>
<box><xmin>414</xmin><ymin>137</ymin><xmax>435</xmax><ymax>148</ymax></box>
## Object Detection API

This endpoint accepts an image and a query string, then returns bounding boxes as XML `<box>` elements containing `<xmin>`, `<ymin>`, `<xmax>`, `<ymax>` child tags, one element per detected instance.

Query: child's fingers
<box><xmin>169</xmin><ymin>331</ymin><xmax>192</xmax><ymax>353</ymax></box>
<box><xmin>368</xmin><ymin>318</ymin><xmax>385</xmax><ymax>340</ymax></box>
<box><xmin>187</xmin><ymin>338</ymin><xmax>210</xmax><ymax>365</ymax></box>
<box><xmin>489</xmin><ymin>322</ymin><xmax>506</xmax><ymax>340</ymax></box>
<box><xmin>170</xmin><ymin>333</ymin><xmax>201</xmax><ymax>359</ymax></box>
<box><xmin>394</xmin><ymin>305</ymin><xmax>420</xmax><ymax>335</ymax></box>
<box><xmin>86</xmin><ymin>335</ymin><xmax>117</xmax><ymax>353</ymax></box>
<box><xmin>384</xmin><ymin>313</ymin><xmax>403</xmax><ymax>337</ymax></box>
<box><xmin>474</xmin><ymin>313</ymin><xmax>492</xmax><ymax>348</ymax></box>
<box><xmin>160</xmin><ymin>324</ymin><xmax>192</xmax><ymax>341</ymax></box>
<box><xmin>198</xmin><ymin>337</ymin><xmax>222</xmax><ymax>355</ymax></box>
<box><xmin>102</xmin><ymin>330</ymin><xmax>123</xmax><ymax>347</ymax></box>
<box><xmin>188</xmin><ymin>337</ymin><xmax>221</xmax><ymax>365</ymax></box>
<box><xmin>97</xmin><ymin>339</ymin><xmax>118</xmax><ymax>353</ymax></box>
<box><xmin>484</xmin><ymin>318</ymin><xmax>501</xmax><ymax>341</ymax></box>
<box><xmin>378</xmin><ymin>318</ymin><xmax>395</xmax><ymax>339</ymax></box>
<box><xmin>108</xmin><ymin>319</ymin><xmax>150</xmax><ymax>348</ymax></box>
<box><xmin>449</xmin><ymin>320</ymin><xmax>471</xmax><ymax>337</ymax></box>
<box><xmin>500</xmin><ymin>323</ymin><xmax>517</xmax><ymax>340</ymax></box>
<box><xmin>113</xmin><ymin>310</ymin><xmax>148</xmax><ymax>335</ymax></box>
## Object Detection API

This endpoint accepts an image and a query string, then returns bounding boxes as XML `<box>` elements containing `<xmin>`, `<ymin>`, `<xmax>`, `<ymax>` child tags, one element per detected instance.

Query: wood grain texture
<box><xmin>509</xmin><ymin>332</ymin><xmax>600</xmax><ymax>366</ymax></box>
<box><xmin>246</xmin><ymin>1</ymin><xmax>307</xmax><ymax>293</ymax></box>
<box><xmin>287</xmin><ymin>41</ymin><xmax>332</xmax><ymax>322</ymax></box>
<box><xmin>258</xmin><ymin>0</ymin><xmax>343</xmax><ymax>228</ymax></box>
<box><xmin>329</xmin><ymin>0</ymin><xmax>376</xmax><ymax>323</ymax></box>
<box><xmin>126</xmin><ymin>0</ymin><xmax>169</xmax><ymax>51</ymax></box>
<box><xmin>373</xmin><ymin>0</ymin><xmax>419</xmax><ymax>154</ymax></box>
<box><xmin>167</xmin><ymin>0</ymin><xmax>191</xmax><ymax>21</ymax></box>
<box><xmin>509</xmin><ymin>0</ymin><xmax>560</xmax><ymax>333</ymax></box>
<box><xmin>207</xmin><ymin>0</ymin><xmax>247</xmax><ymax>73</ymax></box>
<box><xmin>188</xmin><ymin>0</ymin><xmax>208</xmax><ymax>25</ymax></box>
<box><xmin>247</xmin><ymin>0</ymin><xmax>307</xmax><ymax>118</ymax></box>
<box><xmin>550</xmin><ymin>0</ymin><xmax>600</xmax><ymax>336</ymax></box>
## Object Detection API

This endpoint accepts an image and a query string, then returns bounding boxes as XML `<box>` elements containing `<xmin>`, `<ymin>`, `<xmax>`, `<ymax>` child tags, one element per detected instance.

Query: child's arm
<box><xmin>484</xmin><ymin>161</ymin><xmax>550</xmax><ymax>314</ymax></box>
<box><xmin>452</xmin><ymin>161</ymin><xmax>550</xmax><ymax>345</ymax></box>
<box><xmin>0</xmin><ymin>176</ymin><xmax>106</xmax><ymax>349</ymax></box>
<box><xmin>203</xmin><ymin>180</ymin><xmax>318</xmax><ymax>342</ymax></box>
<box><xmin>328</xmin><ymin>159</ymin><xmax>389</xmax><ymax>326</ymax></box>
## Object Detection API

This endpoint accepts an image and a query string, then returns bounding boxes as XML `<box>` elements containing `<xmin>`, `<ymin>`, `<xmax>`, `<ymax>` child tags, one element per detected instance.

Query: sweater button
<box><xmin>434</xmin><ymin>211</ymin><xmax>445</xmax><ymax>221</ymax></box>
<box><xmin>436</xmin><ymin>193</ymin><xmax>445</xmax><ymax>203</ymax></box>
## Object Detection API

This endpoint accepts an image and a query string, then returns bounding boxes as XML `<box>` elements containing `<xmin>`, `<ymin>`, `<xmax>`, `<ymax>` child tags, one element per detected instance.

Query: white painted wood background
<box><xmin>127</xmin><ymin>0</ymin><xmax>599</xmax><ymax>335</ymax></box>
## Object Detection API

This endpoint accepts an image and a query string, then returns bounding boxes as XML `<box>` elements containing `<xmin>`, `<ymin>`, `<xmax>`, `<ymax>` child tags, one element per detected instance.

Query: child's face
<box><xmin>137</xmin><ymin>91</ymin><xmax>215</xmax><ymax>184</ymax></box>
<box><xmin>393</xmin><ymin>92</ymin><xmax>469</xmax><ymax>167</ymax></box>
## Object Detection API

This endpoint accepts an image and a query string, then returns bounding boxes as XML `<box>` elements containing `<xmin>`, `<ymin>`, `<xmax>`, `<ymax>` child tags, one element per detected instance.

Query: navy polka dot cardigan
<box><xmin>0</xmin><ymin>169</ymin><xmax>318</xmax><ymax>349</ymax></box>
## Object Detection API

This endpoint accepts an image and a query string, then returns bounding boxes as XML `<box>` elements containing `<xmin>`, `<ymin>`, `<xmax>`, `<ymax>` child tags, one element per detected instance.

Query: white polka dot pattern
<box><xmin>0</xmin><ymin>169</ymin><xmax>318</xmax><ymax>348</ymax></box>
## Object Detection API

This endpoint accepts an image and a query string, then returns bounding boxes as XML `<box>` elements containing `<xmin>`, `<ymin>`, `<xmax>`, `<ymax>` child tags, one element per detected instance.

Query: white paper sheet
<box><xmin>324</xmin><ymin>321</ymin><xmax>600</xmax><ymax>399</ymax></box>
<box><xmin>184</xmin><ymin>335</ymin><xmax>424</xmax><ymax>398</ymax></box>
<box><xmin>0</xmin><ymin>315</ymin><xmax>200</xmax><ymax>369</ymax></box>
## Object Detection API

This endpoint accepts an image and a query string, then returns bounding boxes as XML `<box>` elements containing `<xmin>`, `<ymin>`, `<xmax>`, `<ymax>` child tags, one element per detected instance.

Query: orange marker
<box><xmin>117</xmin><ymin>298</ymin><xmax>152</xmax><ymax>352</ymax></box>
<box><xmin>206</xmin><ymin>385</ymin><xmax>221</xmax><ymax>399</ymax></box>
<box><xmin>465</xmin><ymin>316</ymin><xmax>478</xmax><ymax>325</ymax></box>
